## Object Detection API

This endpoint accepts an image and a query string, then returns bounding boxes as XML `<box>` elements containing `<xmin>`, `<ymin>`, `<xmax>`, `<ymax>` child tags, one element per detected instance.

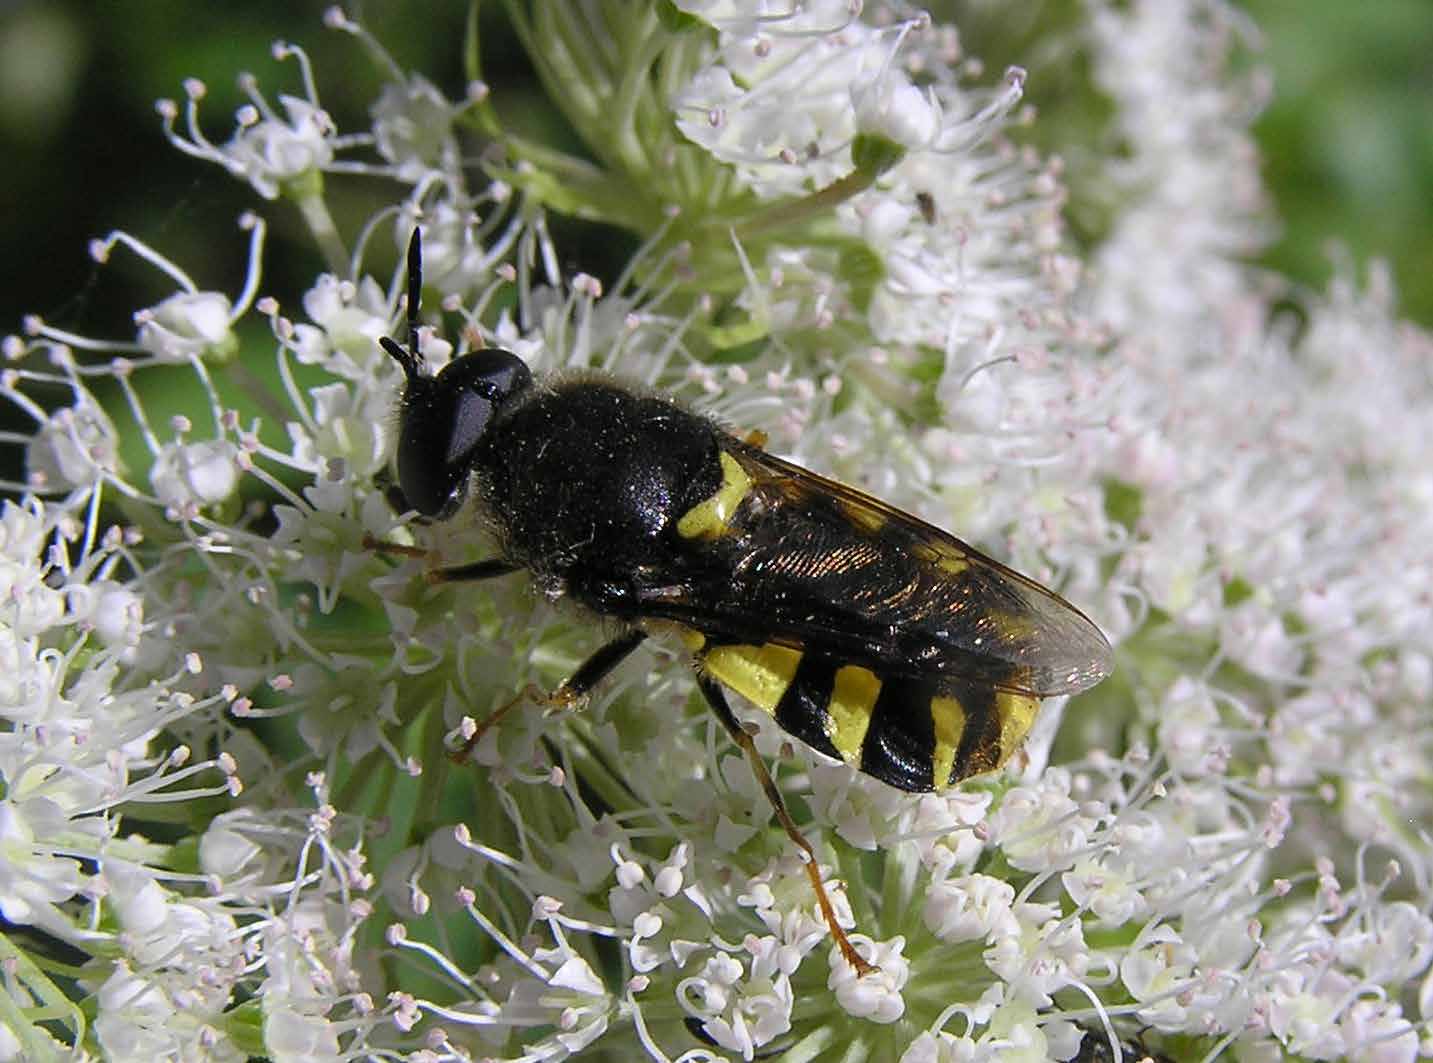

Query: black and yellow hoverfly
<box><xmin>375</xmin><ymin>229</ymin><xmax>1112</xmax><ymax>974</ymax></box>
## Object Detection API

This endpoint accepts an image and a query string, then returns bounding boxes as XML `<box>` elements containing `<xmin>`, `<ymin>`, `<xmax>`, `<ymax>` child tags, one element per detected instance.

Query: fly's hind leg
<box><xmin>455</xmin><ymin>629</ymin><xmax>648</xmax><ymax>758</ymax></box>
<box><xmin>695</xmin><ymin>673</ymin><xmax>877</xmax><ymax>977</ymax></box>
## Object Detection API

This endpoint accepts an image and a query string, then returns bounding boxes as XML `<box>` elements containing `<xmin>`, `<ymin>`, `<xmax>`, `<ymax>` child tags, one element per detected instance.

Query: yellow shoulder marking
<box><xmin>677</xmin><ymin>450</ymin><xmax>752</xmax><ymax>540</ymax></box>
<box><xmin>828</xmin><ymin>665</ymin><xmax>882</xmax><ymax>764</ymax></box>
<box><xmin>701</xmin><ymin>643</ymin><xmax>802</xmax><ymax>715</ymax></box>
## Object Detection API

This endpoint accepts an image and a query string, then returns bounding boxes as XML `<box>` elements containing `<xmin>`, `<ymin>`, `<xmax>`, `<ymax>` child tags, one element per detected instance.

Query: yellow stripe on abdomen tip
<box><xmin>931</xmin><ymin>695</ymin><xmax>968</xmax><ymax>792</ymax></box>
<box><xmin>827</xmin><ymin>665</ymin><xmax>882</xmax><ymax>764</ymax></box>
<box><xmin>701</xmin><ymin>643</ymin><xmax>802</xmax><ymax>715</ymax></box>
<box><xmin>995</xmin><ymin>691</ymin><xmax>1039</xmax><ymax>765</ymax></box>
<box><xmin>677</xmin><ymin>451</ymin><xmax>752</xmax><ymax>540</ymax></box>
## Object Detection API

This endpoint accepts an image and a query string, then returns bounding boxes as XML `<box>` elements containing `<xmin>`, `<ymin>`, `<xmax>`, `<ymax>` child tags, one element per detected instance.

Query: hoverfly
<box><xmin>375</xmin><ymin>229</ymin><xmax>1112</xmax><ymax>973</ymax></box>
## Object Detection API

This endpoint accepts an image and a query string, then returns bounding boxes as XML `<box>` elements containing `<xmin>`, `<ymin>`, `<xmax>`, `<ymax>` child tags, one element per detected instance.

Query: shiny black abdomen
<box><xmin>473</xmin><ymin>380</ymin><xmax>723</xmax><ymax>603</ymax></box>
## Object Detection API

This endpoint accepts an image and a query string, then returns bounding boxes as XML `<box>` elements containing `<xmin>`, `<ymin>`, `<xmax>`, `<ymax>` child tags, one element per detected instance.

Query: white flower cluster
<box><xmin>0</xmin><ymin>488</ymin><xmax>387</xmax><ymax>1059</ymax></box>
<box><xmin>2</xmin><ymin>0</ymin><xmax>1430</xmax><ymax>1059</ymax></box>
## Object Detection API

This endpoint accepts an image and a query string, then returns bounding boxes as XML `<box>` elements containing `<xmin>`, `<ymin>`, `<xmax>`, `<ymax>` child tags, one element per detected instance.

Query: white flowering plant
<box><xmin>3</xmin><ymin>2</ymin><xmax>1431</xmax><ymax>1060</ymax></box>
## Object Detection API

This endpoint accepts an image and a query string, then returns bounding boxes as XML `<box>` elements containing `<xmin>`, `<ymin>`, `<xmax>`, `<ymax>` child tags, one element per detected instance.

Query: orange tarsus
<box><xmin>733</xmin><ymin>723</ymin><xmax>878</xmax><ymax>977</ymax></box>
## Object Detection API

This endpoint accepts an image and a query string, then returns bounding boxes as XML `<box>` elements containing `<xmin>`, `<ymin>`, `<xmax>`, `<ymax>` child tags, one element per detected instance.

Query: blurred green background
<box><xmin>1246</xmin><ymin>0</ymin><xmax>1433</xmax><ymax>319</ymax></box>
<box><xmin>1</xmin><ymin>0</ymin><xmax>1429</xmax><ymax>358</ymax></box>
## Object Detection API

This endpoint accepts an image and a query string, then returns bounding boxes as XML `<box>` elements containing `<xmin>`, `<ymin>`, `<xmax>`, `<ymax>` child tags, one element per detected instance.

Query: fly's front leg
<box><xmin>425</xmin><ymin>558</ymin><xmax>522</xmax><ymax>584</ymax></box>
<box><xmin>454</xmin><ymin>630</ymin><xmax>648</xmax><ymax>758</ymax></box>
<box><xmin>363</xmin><ymin>533</ymin><xmax>522</xmax><ymax>584</ymax></box>
<box><xmin>695</xmin><ymin>673</ymin><xmax>877</xmax><ymax>977</ymax></box>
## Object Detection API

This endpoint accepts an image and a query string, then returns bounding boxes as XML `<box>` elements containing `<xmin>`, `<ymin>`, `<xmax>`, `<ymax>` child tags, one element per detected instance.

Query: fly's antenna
<box><xmin>381</xmin><ymin>227</ymin><xmax>425</xmax><ymax>381</ymax></box>
<box><xmin>404</xmin><ymin>226</ymin><xmax>423</xmax><ymax>354</ymax></box>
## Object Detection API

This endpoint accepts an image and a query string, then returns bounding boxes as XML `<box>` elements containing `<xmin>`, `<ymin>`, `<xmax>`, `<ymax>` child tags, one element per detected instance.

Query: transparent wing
<box><xmin>639</xmin><ymin>445</ymin><xmax>1113</xmax><ymax>698</ymax></box>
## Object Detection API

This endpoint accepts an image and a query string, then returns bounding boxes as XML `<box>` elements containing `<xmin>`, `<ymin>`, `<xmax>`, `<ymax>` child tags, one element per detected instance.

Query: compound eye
<box><xmin>395</xmin><ymin>390</ymin><xmax>488</xmax><ymax>518</ymax></box>
<box><xmin>393</xmin><ymin>348</ymin><xmax>532</xmax><ymax>518</ymax></box>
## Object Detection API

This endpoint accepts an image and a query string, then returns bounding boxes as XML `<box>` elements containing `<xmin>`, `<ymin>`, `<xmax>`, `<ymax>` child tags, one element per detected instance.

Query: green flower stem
<box><xmin>838</xmin><ymin>839</ymin><xmax>877</xmax><ymax>928</ymax></box>
<box><xmin>286</xmin><ymin>176</ymin><xmax>350</xmax><ymax>279</ymax></box>
<box><xmin>879</xmin><ymin>835</ymin><xmax>921</xmax><ymax>936</ymax></box>
<box><xmin>780</xmin><ymin>1025</ymin><xmax>841</xmax><ymax>1063</ymax></box>
<box><xmin>608</xmin><ymin>9</ymin><xmax>668</xmax><ymax>176</ymax></box>
<box><xmin>413</xmin><ymin>695</ymin><xmax>455</xmax><ymax>831</ymax></box>
<box><xmin>531</xmin><ymin>0</ymin><xmax>611</xmax><ymax>122</ymax></box>
<box><xmin>333</xmin><ymin>747</ymin><xmax>396</xmax><ymax>818</ymax></box>
<box><xmin>730</xmin><ymin>168</ymin><xmax>882</xmax><ymax>240</ymax></box>
<box><xmin>560</xmin><ymin>721</ymin><xmax>656</xmax><ymax>831</ymax></box>
<box><xmin>217</xmin><ymin>359</ymin><xmax>300</xmax><ymax>430</ymax></box>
